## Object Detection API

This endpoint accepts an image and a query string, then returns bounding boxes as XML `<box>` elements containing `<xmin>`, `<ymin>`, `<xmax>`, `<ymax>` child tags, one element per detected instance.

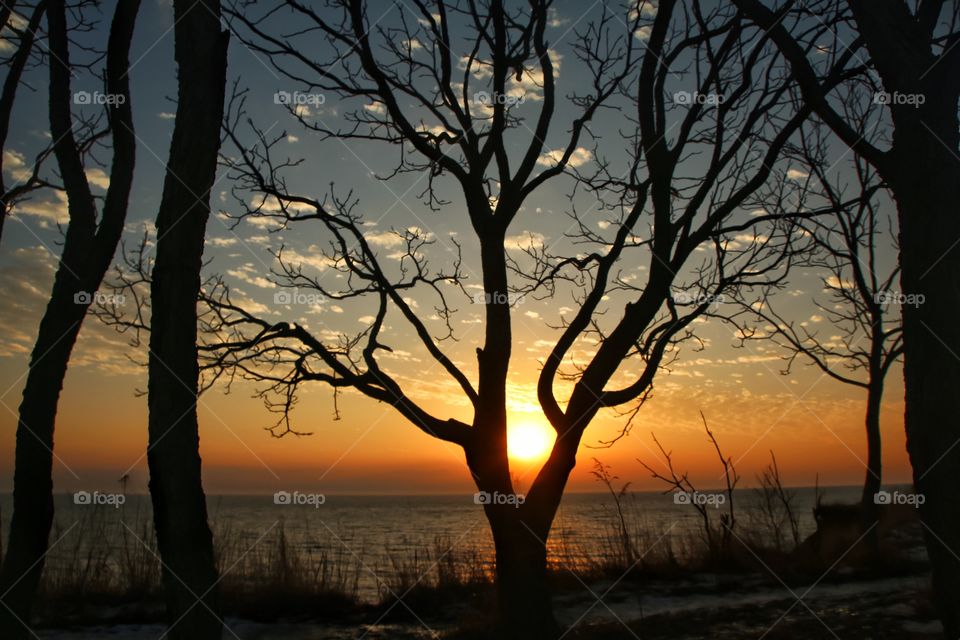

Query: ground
<box><xmin>38</xmin><ymin>571</ymin><xmax>940</xmax><ymax>639</ymax></box>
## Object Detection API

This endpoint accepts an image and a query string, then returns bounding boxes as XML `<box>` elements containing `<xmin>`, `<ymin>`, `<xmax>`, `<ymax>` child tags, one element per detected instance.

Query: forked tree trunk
<box><xmin>0</xmin><ymin>1</ymin><xmax>139</xmax><ymax>635</ymax></box>
<box><xmin>146</xmin><ymin>1</ymin><xmax>227</xmax><ymax>638</ymax></box>
<box><xmin>469</xmin><ymin>427</ymin><xmax>580</xmax><ymax>639</ymax></box>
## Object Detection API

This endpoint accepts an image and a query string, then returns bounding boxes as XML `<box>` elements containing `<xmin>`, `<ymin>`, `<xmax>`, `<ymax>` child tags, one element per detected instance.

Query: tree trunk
<box><xmin>0</xmin><ymin>0</ymin><xmax>47</xmax><ymax>249</ymax></box>
<box><xmin>861</xmin><ymin>380</ymin><xmax>884</xmax><ymax>508</ymax></box>
<box><xmin>0</xmin><ymin>0</ymin><xmax>139</xmax><ymax>634</ymax></box>
<box><xmin>0</xmin><ymin>298</ymin><xmax>86</xmax><ymax>638</ymax></box>
<box><xmin>469</xmin><ymin>425</ymin><xmax>582</xmax><ymax>639</ymax></box>
<box><xmin>890</xmin><ymin>138</ymin><xmax>960</xmax><ymax>638</ymax></box>
<box><xmin>860</xmin><ymin>378</ymin><xmax>884</xmax><ymax>556</ymax></box>
<box><xmin>490</xmin><ymin>512</ymin><xmax>557</xmax><ymax>640</ymax></box>
<box><xmin>146</xmin><ymin>1</ymin><xmax>227</xmax><ymax>638</ymax></box>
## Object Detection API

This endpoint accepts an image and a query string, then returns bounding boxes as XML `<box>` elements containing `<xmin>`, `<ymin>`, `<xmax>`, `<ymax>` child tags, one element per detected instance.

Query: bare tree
<box><xmin>0</xmin><ymin>0</ymin><xmax>140</xmax><ymax>635</ymax></box>
<box><xmin>0</xmin><ymin>1</ymin><xmax>56</xmax><ymax>247</ymax></box>
<box><xmin>639</xmin><ymin>415</ymin><xmax>740</xmax><ymax>563</ymax></box>
<box><xmin>205</xmin><ymin>1</ymin><xmax>846</xmax><ymax>635</ymax></box>
<box><xmin>731</xmin><ymin>3</ymin><xmax>960</xmax><ymax>633</ymax></box>
<box><xmin>754</xmin><ymin>451</ymin><xmax>801</xmax><ymax>553</ymax></box>
<box><xmin>734</xmin><ymin>124</ymin><xmax>902</xmax><ymax>514</ymax></box>
<box><xmin>146</xmin><ymin>0</ymin><xmax>228</xmax><ymax>638</ymax></box>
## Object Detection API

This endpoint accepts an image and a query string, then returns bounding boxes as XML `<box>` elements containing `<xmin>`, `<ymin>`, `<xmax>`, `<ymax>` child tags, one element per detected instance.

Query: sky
<box><xmin>0</xmin><ymin>0</ymin><xmax>914</xmax><ymax>497</ymax></box>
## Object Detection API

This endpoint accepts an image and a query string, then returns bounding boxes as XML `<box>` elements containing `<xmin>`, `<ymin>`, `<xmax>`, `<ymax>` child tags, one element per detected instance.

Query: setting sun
<box><xmin>507</xmin><ymin>420</ymin><xmax>556</xmax><ymax>461</ymax></box>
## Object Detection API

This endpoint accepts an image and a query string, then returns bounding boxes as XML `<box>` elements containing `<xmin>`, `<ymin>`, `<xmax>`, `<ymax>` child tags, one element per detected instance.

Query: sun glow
<box><xmin>507</xmin><ymin>419</ymin><xmax>556</xmax><ymax>461</ymax></box>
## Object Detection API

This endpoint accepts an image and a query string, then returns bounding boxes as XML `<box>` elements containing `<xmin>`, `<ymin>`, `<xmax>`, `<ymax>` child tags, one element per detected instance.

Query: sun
<box><xmin>507</xmin><ymin>419</ymin><xmax>556</xmax><ymax>461</ymax></box>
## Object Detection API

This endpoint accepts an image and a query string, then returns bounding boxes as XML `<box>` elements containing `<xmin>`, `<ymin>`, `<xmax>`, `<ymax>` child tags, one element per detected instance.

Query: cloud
<box><xmin>9</xmin><ymin>190</ymin><xmax>69</xmax><ymax>227</ymax></box>
<box><xmin>158</xmin><ymin>112</ymin><xmax>176</xmax><ymax>120</ymax></box>
<box><xmin>363</xmin><ymin>102</ymin><xmax>387</xmax><ymax>116</ymax></box>
<box><xmin>634</xmin><ymin>25</ymin><xmax>652</xmax><ymax>41</ymax></box>
<box><xmin>207</xmin><ymin>236</ymin><xmax>239</xmax><ymax>248</ymax></box>
<box><xmin>824</xmin><ymin>275</ymin><xmax>854</xmax><ymax>290</ymax></box>
<box><xmin>627</xmin><ymin>1</ymin><xmax>658</xmax><ymax>21</ymax></box>
<box><xmin>226</xmin><ymin>264</ymin><xmax>273</xmax><ymax>289</ymax></box>
<box><xmin>279</xmin><ymin>247</ymin><xmax>336</xmax><ymax>273</ymax></box>
<box><xmin>0</xmin><ymin>246</ymin><xmax>143</xmax><ymax>374</ymax></box>
<box><xmin>547</xmin><ymin>9</ymin><xmax>569</xmax><ymax>27</ymax></box>
<box><xmin>3</xmin><ymin>149</ymin><xmax>31</xmax><ymax>182</ymax></box>
<box><xmin>86</xmin><ymin>168</ymin><xmax>110</xmax><ymax>190</ymax></box>
<box><xmin>536</xmin><ymin>146</ymin><xmax>592</xmax><ymax>168</ymax></box>
<box><xmin>365</xmin><ymin>230</ymin><xmax>405</xmax><ymax>248</ymax></box>
<box><xmin>786</xmin><ymin>168</ymin><xmax>809</xmax><ymax>182</ymax></box>
<box><xmin>504</xmin><ymin>231</ymin><xmax>545</xmax><ymax>250</ymax></box>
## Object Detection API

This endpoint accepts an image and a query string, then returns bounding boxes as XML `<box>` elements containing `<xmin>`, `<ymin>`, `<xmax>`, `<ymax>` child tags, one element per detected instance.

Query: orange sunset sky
<box><xmin>0</xmin><ymin>0</ymin><xmax>914</xmax><ymax>499</ymax></box>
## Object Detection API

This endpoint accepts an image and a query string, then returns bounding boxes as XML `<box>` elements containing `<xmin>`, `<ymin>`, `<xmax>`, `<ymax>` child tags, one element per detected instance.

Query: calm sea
<box><xmin>0</xmin><ymin>487</ymin><xmax>869</xmax><ymax>601</ymax></box>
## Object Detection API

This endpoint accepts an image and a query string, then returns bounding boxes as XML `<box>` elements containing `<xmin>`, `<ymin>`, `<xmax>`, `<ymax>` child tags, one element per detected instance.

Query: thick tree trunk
<box><xmin>0</xmin><ymin>298</ymin><xmax>86</xmax><ymax>638</ymax></box>
<box><xmin>891</xmin><ymin>139</ymin><xmax>960</xmax><ymax>638</ymax></box>
<box><xmin>469</xmin><ymin>423</ymin><xmax>581</xmax><ymax>639</ymax></box>
<box><xmin>490</xmin><ymin>513</ymin><xmax>557</xmax><ymax>640</ymax></box>
<box><xmin>0</xmin><ymin>1</ymin><xmax>138</xmax><ymax>634</ymax></box>
<box><xmin>146</xmin><ymin>2</ymin><xmax>227</xmax><ymax>638</ymax></box>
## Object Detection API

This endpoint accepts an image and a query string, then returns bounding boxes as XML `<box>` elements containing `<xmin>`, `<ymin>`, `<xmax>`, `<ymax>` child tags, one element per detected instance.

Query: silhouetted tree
<box><xmin>0</xmin><ymin>0</ymin><xmax>140</xmax><ymax>635</ymax></box>
<box><xmin>208</xmin><ymin>1</ymin><xmax>847</xmax><ymax>635</ymax></box>
<box><xmin>0</xmin><ymin>1</ymin><xmax>56</xmax><ymax>247</ymax></box>
<box><xmin>146</xmin><ymin>0</ymin><xmax>228</xmax><ymax>638</ymax></box>
<box><xmin>731</xmin><ymin>2</ymin><xmax>960</xmax><ymax>634</ymax></box>
<box><xmin>639</xmin><ymin>414</ymin><xmax>740</xmax><ymax>563</ymax></box>
<box><xmin>734</xmin><ymin>124</ymin><xmax>902</xmax><ymax>515</ymax></box>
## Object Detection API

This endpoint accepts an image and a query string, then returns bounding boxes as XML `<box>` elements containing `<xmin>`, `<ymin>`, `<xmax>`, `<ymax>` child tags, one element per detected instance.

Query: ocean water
<box><xmin>0</xmin><ymin>487</ymin><xmax>867</xmax><ymax>601</ymax></box>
